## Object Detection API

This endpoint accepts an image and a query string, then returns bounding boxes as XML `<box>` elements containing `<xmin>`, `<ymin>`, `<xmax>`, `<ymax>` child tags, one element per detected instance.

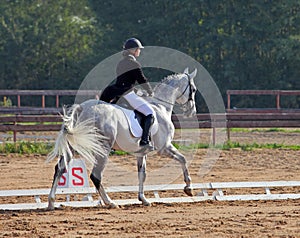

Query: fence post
<box><xmin>276</xmin><ymin>92</ymin><xmax>280</xmax><ymax>109</ymax></box>
<box><xmin>13</xmin><ymin>120</ymin><xmax>17</xmax><ymax>142</ymax></box>
<box><xmin>227</xmin><ymin>92</ymin><xmax>231</xmax><ymax>109</ymax></box>
<box><xmin>212</xmin><ymin>127</ymin><xmax>216</xmax><ymax>145</ymax></box>
<box><xmin>42</xmin><ymin>95</ymin><xmax>45</xmax><ymax>108</ymax></box>
<box><xmin>227</xmin><ymin>128</ymin><xmax>230</xmax><ymax>142</ymax></box>
<box><xmin>56</xmin><ymin>95</ymin><xmax>59</xmax><ymax>108</ymax></box>
<box><xmin>17</xmin><ymin>95</ymin><xmax>21</xmax><ymax>108</ymax></box>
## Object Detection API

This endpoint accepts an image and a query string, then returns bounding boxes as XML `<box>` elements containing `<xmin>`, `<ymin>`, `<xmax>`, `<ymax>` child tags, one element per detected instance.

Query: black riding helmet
<box><xmin>123</xmin><ymin>38</ymin><xmax>144</xmax><ymax>50</ymax></box>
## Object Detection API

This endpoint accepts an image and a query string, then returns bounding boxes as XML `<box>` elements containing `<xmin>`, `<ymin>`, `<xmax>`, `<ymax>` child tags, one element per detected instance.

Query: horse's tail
<box><xmin>46</xmin><ymin>104</ymin><xmax>108</xmax><ymax>169</ymax></box>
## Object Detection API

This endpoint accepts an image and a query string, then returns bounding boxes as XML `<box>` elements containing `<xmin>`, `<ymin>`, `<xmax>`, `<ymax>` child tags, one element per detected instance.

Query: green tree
<box><xmin>0</xmin><ymin>0</ymin><xmax>101</xmax><ymax>90</ymax></box>
<box><xmin>195</xmin><ymin>1</ymin><xmax>300</xmax><ymax>108</ymax></box>
<box><xmin>1</xmin><ymin>0</ymin><xmax>300</xmax><ymax>109</ymax></box>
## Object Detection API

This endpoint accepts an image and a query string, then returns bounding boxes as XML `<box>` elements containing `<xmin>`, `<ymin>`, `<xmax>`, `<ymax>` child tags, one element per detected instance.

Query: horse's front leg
<box><xmin>162</xmin><ymin>144</ymin><xmax>193</xmax><ymax>196</ymax></box>
<box><xmin>47</xmin><ymin>156</ymin><xmax>66</xmax><ymax>210</ymax></box>
<box><xmin>137</xmin><ymin>155</ymin><xmax>151</xmax><ymax>206</ymax></box>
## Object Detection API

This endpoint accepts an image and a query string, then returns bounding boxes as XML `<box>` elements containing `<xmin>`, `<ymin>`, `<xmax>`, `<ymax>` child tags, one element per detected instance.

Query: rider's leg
<box><xmin>135</xmin><ymin>104</ymin><xmax>155</xmax><ymax>148</ymax></box>
<box><xmin>123</xmin><ymin>92</ymin><xmax>155</xmax><ymax>148</ymax></box>
<box><xmin>139</xmin><ymin>113</ymin><xmax>154</xmax><ymax>146</ymax></box>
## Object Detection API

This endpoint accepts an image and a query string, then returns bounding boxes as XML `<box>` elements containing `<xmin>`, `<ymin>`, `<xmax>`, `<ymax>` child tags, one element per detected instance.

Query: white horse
<box><xmin>47</xmin><ymin>68</ymin><xmax>197</xmax><ymax>209</ymax></box>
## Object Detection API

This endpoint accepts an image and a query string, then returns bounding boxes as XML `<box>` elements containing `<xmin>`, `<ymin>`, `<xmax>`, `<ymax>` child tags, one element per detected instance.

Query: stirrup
<box><xmin>137</xmin><ymin>143</ymin><xmax>155</xmax><ymax>154</ymax></box>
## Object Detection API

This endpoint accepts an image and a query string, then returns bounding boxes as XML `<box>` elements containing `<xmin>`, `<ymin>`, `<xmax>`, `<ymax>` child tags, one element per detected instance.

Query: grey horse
<box><xmin>47</xmin><ymin>68</ymin><xmax>197</xmax><ymax>209</ymax></box>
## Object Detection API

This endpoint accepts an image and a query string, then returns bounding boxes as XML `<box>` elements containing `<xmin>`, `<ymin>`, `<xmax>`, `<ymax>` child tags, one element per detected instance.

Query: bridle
<box><xmin>153</xmin><ymin>73</ymin><xmax>194</xmax><ymax>107</ymax></box>
<box><xmin>176</xmin><ymin>73</ymin><xmax>194</xmax><ymax>107</ymax></box>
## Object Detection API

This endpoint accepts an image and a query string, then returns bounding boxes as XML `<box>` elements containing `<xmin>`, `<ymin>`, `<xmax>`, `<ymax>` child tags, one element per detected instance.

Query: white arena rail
<box><xmin>0</xmin><ymin>181</ymin><xmax>300</xmax><ymax>210</ymax></box>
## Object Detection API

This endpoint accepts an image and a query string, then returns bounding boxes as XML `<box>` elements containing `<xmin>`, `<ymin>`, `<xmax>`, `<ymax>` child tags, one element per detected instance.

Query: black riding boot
<box><xmin>139</xmin><ymin>114</ymin><xmax>154</xmax><ymax>150</ymax></box>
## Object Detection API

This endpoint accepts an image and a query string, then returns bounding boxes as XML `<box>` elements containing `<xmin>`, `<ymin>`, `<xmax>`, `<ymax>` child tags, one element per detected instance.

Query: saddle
<box><xmin>111</xmin><ymin>97</ymin><xmax>158</xmax><ymax>138</ymax></box>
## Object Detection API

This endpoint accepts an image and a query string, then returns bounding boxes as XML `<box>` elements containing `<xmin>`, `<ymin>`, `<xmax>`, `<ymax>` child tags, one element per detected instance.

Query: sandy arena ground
<box><xmin>0</xmin><ymin>129</ymin><xmax>300</xmax><ymax>237</ymax></box>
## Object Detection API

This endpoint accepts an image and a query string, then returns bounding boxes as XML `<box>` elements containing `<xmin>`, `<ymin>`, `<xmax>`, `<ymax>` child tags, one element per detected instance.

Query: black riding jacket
<box><xmin>100</xmin><ymin>54</ymin><xmax>152</xmax><ymax>102</ymax></box>
<box><xmin>115</xmin><ymin>54</ymin><xmax>152</xmax><ymax>94</ymax></box>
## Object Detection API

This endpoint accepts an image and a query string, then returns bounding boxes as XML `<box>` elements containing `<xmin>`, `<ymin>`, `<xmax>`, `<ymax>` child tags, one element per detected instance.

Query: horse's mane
<box><xmin>161</xmin><ymin>73</ymin><xmax>182</xmax><ymax>84</ymax></box>
<box><xmin>153</xmin><ymin>73</ymin><xmax>183</xmax><ymax>93</ymax></box>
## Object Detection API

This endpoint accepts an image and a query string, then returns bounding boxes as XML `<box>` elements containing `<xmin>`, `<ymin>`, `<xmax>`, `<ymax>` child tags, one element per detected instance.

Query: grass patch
<box><xmin>220</xmin><ymin>141</ymin><xmax>300</xmax><ymax>151</ymax></box>
<box><xmin>0</xmin><ymin>140</ymin><xmax>299</xmax><ymax>155</ymax></box>
<box><xmin>172</xmin><ymin>142</ymin><xmax>209</xmax><ymax>151</ymax></box>
<box><xmin>229</xmin><ymin>128</ymin><xmax>300</xmax><ymax>133</ymax></box>
<box><xmin>0</xmin><ymin>141</ymin><xmax>53</xmax><ymax>155</ymax></box>
<box><xmin>173</xmin><ymin>141</ymin><xmax>300</xmax><ymax>151</ymax></box>
<box><xmin>109</xmin><ymin>150</ymin><xmax>130</xmax><ymax>156</ymax></box>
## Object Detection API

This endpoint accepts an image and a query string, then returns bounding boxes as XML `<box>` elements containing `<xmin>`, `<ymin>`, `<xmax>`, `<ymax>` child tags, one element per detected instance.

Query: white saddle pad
<box><xmin>118</xmin><ymin>107</ymin><xmax>158</xmax><ymax>138</ymax></box>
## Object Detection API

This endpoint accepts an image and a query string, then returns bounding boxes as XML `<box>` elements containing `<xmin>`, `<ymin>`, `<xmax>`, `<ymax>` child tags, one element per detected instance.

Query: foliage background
<box><xmin>1</xmin><ymin>0</ymin><xmax>300</xmax><ymax>111</ymax></box>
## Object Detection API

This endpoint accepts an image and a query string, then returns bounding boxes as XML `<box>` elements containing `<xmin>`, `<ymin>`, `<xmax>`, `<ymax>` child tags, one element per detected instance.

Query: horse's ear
<box><xmin>183</xmin><ymin>67</ymin><xmax>189</xmax><ymax>74</ymax></box>
<box><xmin>189</xmin><ymin>68</ymin><xmax>197</xmax><ymax>79</ymax></box>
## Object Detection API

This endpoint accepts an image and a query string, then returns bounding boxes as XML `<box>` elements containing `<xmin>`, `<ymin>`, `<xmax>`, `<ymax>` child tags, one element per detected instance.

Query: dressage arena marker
<box><xmin>56</xmin><ymin>159</ymin><xmax>91</xmax><ymax>202</ymax></box>
<box><xmin>1</xmin><ymin>181</ymin><xmax>300</xmax><ymax>210</ymax></box>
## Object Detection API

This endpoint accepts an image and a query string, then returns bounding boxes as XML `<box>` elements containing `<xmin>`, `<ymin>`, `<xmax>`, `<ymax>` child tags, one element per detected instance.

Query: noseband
<box><xmin>177</xmin><ymin>73</ymin><xmax>194</xmax><ymax>107</ymax></box>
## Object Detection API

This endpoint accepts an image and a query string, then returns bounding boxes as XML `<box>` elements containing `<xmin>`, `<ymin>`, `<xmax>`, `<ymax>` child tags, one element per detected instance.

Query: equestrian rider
<box><xmin>100</xmin><ymin>38</ymin><xmax>155</xmax><ymax>151</ymax></box>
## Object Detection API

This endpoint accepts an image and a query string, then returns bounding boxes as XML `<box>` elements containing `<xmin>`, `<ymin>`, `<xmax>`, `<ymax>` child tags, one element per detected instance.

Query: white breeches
<box><xmin>123</xmin><ymin>91</ymin><xmax>155</xmax><ymax>116</ymax></box>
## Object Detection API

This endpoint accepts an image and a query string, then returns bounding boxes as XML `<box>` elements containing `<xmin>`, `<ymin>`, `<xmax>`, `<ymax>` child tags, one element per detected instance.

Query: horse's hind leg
<box><xmin>90</xmin><ymin>154</ymin><xmax>117</xmax><ymax>208</ymax></box>
<box><xmin>48</xmin><ymin>156</ymin><xmax>67</xmax><ymax>210</ymax></box>
<box><xmin>137</xmin><ymin>155</ymin><xmax>151</xmax><ymax>206</ymax></box>
<box><xmin>162</xmin><ymin>144</ymin><xmax>193</xmax><ymax>196</ymax></box>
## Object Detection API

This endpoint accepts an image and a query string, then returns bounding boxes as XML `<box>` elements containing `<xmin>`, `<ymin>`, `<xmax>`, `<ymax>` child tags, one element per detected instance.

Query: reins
<box><xmin>153</xmin><ymin>73</ymin><xmax>192</xmax><ymax>106</ymax></box>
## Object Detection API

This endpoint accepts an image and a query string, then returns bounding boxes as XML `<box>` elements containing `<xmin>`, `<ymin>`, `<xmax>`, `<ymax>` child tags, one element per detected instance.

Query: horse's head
<box><xmin>175</xmin><ymin>68</ymin><xmax>197</xmax><ymax>117</ymax></box>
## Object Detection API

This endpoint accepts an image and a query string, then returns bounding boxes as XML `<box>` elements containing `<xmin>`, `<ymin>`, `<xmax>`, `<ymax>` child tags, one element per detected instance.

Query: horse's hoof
<box><xmin>139</xmin><ymin>199</ymin><xmax>151</xmax><ymax>206</ymax></box>
<box><xmin>184</xmin><ymin>186</ymin><xmax>193</xmax><ymax>196</ymax></box>
<box><xmin>104</xmin><ymin>203</ymin><xmax>118</xmax><ymax>209</ymax></box>
<box><xmin>47</xmin><ymin>205</ymin><xmax>55</xmax><ymax>211</ymax></box>
<box><xmin>138</xmin><ymin>195</ymin><xmax>151</xmax><ymax>206</ymax></box>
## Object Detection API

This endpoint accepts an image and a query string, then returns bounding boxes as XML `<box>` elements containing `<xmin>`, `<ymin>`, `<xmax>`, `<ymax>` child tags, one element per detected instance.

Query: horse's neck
<box><xmin>153</xmin><ymin>83</ymin><xmax>177</xmax><ymax>113</ymax></box>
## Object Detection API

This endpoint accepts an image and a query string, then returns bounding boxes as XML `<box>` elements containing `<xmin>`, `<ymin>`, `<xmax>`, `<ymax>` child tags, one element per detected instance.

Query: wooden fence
<box><xmin>0</xmin><ymin>90</ymin><xmax>299</xmax><ymax>143</ymax></box>
<box><xmin>0</xmin><ymin>109</ymin><xmax>299</xmax><ymax>143</ymax></box>
<box><xmin>1</xmin><ymin>89</ymin><xmax>299</xmax><ymax>110</ymax></box>
<box><xmin>0</xmin><ymin>90</ymin><xmax>99</xmax><ymax>108</ymax></box>
<box><xmin>227</xmin><ymin>90</ymin><xmax>300</xmax><ymax>111</ymax></box>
